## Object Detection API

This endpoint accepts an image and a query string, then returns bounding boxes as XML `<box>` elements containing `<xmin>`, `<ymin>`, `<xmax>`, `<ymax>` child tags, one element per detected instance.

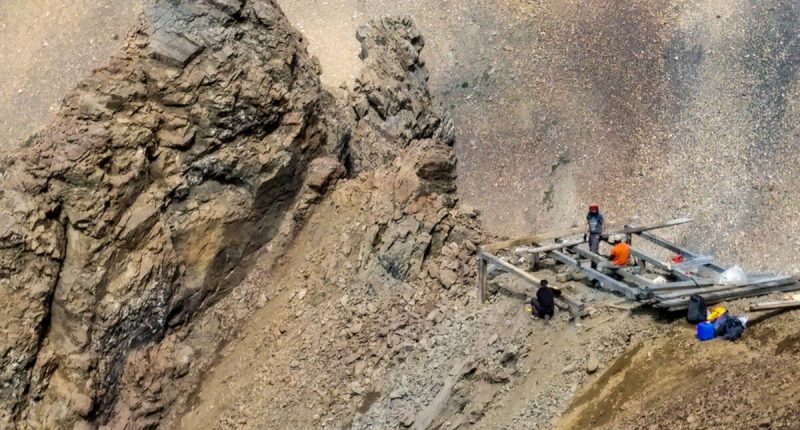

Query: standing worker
<box><xmin>530</xmin><ymin>279</ymin><xmax>561</xmax><ymax>320</ymax></box>
<box><xmin>586</xmin><ymin>203</ymin><xmax>604</xmax><ymax>254</ymax></box>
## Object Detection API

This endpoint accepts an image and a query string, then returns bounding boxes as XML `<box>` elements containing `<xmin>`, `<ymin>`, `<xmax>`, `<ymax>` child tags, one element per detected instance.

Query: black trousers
<box><xmin>588</xmin><ymin>233</ymin><xmax>601</xmax><ymax>254</ymax></box>
<box><xmin>531</xmin><ymin>298</ymin><xmax>554</xmax><ymax>318</ymax></box>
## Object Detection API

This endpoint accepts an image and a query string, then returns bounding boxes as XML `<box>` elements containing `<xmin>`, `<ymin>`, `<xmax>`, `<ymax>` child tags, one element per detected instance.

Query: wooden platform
<box><xmin>477</xmin><ymin>217</ymin><xmax>799</xmax><ymax>312</ymax></box>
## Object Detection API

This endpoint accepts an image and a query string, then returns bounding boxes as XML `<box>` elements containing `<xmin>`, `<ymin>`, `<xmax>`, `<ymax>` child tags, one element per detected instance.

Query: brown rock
<box><xmin>586</xmin><ymin>355</ymin><xmax>600</xmax><ymax>374</ymax></box>
<box><xmin>439</xmin><ymin>269</ymin><xmax>458</xmax><ymax>288</ymax></box>
<box><xmin>306</xmin><ymin>157</ymin><xmax>345</xmax><ymax>191</ymax></box>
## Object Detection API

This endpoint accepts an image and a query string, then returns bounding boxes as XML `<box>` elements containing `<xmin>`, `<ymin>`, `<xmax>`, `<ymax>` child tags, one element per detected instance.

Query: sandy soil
<box><xmin>0</xmin><ymin>0</ymin><xmax>146</xmax><ymax>151</ymax></box>
<box><xmin>558</xmin><ymin>304</ymin><xmax>800</xmax><ymax>430</ymax></box>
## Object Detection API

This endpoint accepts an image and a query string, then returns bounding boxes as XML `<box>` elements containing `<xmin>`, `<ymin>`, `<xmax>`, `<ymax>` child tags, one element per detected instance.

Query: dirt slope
<box><xmin>278</xmin><ymin>0</ymin><xmax>800</xmax><ymax>273</ymax></box>
<box><xmin>558</xmin><ymin>306</ymin><xmax>800</xmax><ymax>430</ymax></box>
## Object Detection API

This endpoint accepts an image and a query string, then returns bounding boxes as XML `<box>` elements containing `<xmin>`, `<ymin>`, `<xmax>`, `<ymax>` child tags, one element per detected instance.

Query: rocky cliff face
<box><xmin>0</xmin><ymin>1</ymin><xmax>461</xmax><ymax>428</ymax></box>
<box><xmin>0</xmin><ymin>0</ymin><xmax>339</xmax><ymax>427</ymax></box>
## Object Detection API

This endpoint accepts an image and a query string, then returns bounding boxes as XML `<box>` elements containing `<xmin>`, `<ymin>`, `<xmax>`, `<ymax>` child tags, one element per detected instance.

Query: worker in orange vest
<box><xmin>608</xmin><ymin>237</ymin><xmax>631</xmax><ymax>266</ymax></box>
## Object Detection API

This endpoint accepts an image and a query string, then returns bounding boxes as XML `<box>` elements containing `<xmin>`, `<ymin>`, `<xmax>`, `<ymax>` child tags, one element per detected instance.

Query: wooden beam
<box><xmin>637</xmin><ymin>231</ymin><xmax>726</xmax><ymax>273</ymax></box>
<box><xmin>750</xmin><ymin>301</ymin><xmax>800</xmax><ymax>311</ymax></box>
<box><xmin>482</xmin><ymin>217</ymin><xmax>691</xmax><ymax>252</ymax></box>
<box><xmin>482</xmin><ymin>226</ymin><xmax>589</xmax><ymax>252</ymax></box>
<box><xmin>653</xmin><ymin>276</ymin><xmax>794</xmax><ymax>300</ymax></box>
<box><xmin>515</xmin><ymin>239</ymin><xmax>585</xmax><ymax>255</ymax></box>
<box><xmin>665</xmin><ymin>282</ymin><xmax>800</xmax><ymax>311</ymax></box>
<box><xmin>616</xmin><ymin>217</ymin><xmax>693</xmax><ymax>235</ymax></box>
<box><xmin>646</xmin><ymin>278</ymin><xmax>717</xmax><ymax>291</ymax></box>
<box><xmin>549</xmin><ymin>250</ymin><xmax>641</xmax><ymax>300</ymax></box>
<box><xmin>616</xmin><ymin>268</ymin><xmax>657</xmax><ymax>289</ymax></box>
<box><xmin>479</xmin><ymin>251</ymin><xmax>584</xmax><ymax>310</ymax></box>
<box><xmin>671</xmin><ymin>256</ymin><xmax>715</xmax><ymax>270</ymax></box>
<box><xmin>627</xmin><ymin>246</ymin><xmax>694</xmax><ymax>281</ymax></box>
<box><xmin>658</xmin><ymin>279</ymin><xmax>800</xmax><ymax>310</ymax></box>
<box><xmin>565</xmin><ymin>247</ymin><xmax>655</xmax><ymax>296</ymax></box>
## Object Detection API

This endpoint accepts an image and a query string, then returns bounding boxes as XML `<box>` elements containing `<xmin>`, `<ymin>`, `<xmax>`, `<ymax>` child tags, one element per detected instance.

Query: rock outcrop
<box><xmin>348</xmin><ymin>17</ymin><xmax>455</xmax><ymax>174</ymax></box>
<box><xmin>0</xmin><ymin>0</ymin><xmax>342</xmax><ymax>427</ymax></box>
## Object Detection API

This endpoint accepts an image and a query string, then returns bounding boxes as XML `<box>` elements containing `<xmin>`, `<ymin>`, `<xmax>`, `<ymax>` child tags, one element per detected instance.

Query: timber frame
<box><xmin>477</xmin><ymin>217</ymin><xmax>799</xmax><ymax>311</ymax></box>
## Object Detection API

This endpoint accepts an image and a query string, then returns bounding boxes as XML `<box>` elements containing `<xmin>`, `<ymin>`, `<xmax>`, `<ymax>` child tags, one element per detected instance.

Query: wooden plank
<box><xmin>481</xmin><ymin>251</ymin><xmax>542</xmax><ymax>284</ymax></box>
<box><xmin>659</xmin><ymin>280</ymin><xmax>800</xmax><ymax>309</ymax></box>
<box><xmin>637</xmin><ymin>231</ymin><xmax>726</xmax><ymax>273</ymax></box>
<box><xmin>515</xmin><ymin>239</ymin><xmax>585</xmax><ymax>255</ymax></box>
<box><xmin>750</xmin><ymin>301</ymin><xmax>800</xmax><ymax>311</ymax></box>
<box><xmin>567</xmin><ymin>247</ymin><xmax>649</xmax><ymax>284</ymax></box>
<box><xmin>482</xmin><ymin>226</ymin><xmax>589</xmax><ymax>252</ymax></box>
<box><xmin>565</xmin><ymin>247</ymin><xmax>654</xmax><ymax>287</ymax></box>
<box><xmin>565</xmin><ymin>247</ymin><xmax>656</xmax><ymax>297</ymax></box>
<box><xmin>646</xmin><ymin>278</ymin><xmax>717</xmax><ymax>291</ymax></box>
<box><xmin>671</xmin><ymin>256</ymin><xmax>715</xmax><ymax>270</ymax></box>
<box><xmin>616</xmin><ymin>268</ymin><xmax>658</xmax><ymax>289</ymax></box>
<box><xmin>627</xmin><ymin>247</ymin><xmax>693</xmax><ymax>281</ymax></box>
<box><xmin>666</xmin><ymin>281</ymin><xmax>800</xmax><ymax>311</ymax></box>
<box><xmin>616</xmin><ymin>217</ymin><xmax>693</xmax><ymax>235</ymax></box>
<box><xmin>549</xmin><ymin>250</ymin><xmax>641</xmax><ymax>300</ymax></box>
<box><xmin>653</xmin><ymin>276</ymin><xmax>794</xmax><ymax>300</ymax></box>
<box><xmin>483</xmin><ymin>217</ymin><xmax>691</xmax><ymax>252</ymax></box>
<box><xmin>479</xmin><ymin>251</ymin><xmax>584</xmax><ymax>310</ymax></box>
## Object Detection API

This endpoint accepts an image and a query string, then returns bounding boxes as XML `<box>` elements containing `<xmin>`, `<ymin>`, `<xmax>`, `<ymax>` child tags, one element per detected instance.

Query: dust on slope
<box><xmin>0</xmin><ymin>0</ymin><xmax>147</xmax><ymax>152</ymax></box>
<box><xmin>278</xmin><ymin>0</ymin><xmax>800</xmax><ymax>273</ymax></box>
<box><xmin>170</xmin><ymin>167</ymin><xmax>482</xmax><ymax>429</ymax></box>
<box><xmin>558</xmin><ymin>307</ymin><xmax>800</xmax><ymax>430</ymax></box>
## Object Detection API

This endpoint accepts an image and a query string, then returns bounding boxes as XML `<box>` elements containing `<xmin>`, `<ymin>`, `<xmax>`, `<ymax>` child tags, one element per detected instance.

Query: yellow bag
<box><xmin>525</xmin><ymin>304</ymin><xmax>533</xmax><ymax>314</ymax></box>
<box><xmin>707</xmin><ymin>306</ymin><xmax>726</xmax><ymax>321</ymax></box>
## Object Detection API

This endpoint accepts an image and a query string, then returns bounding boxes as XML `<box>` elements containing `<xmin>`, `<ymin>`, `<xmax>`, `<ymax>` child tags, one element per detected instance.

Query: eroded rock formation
<box><xmin>0</xmin><ymin>1</ymin><xmax>461</xmax><ymax>428</ymax></box>
<box><xmin>0</xmin><ymin>0</ymin><xmax>337</xmax><ymax>427</ymax></box>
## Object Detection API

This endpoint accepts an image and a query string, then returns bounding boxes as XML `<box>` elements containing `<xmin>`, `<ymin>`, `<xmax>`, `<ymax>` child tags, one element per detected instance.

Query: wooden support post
<box><xmin>530</xmin><ymin>252</ymin><xmax>540</xmax><ymax>272</ymax></box>
<box><xmin>477</xmin><ymin>254</ymin><xmax>488</xmax><ymax>304</ymax></box>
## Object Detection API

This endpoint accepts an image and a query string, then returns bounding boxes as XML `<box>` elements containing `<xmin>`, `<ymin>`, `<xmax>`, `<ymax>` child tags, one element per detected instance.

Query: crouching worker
<box><xmin>531</xmin><ymin>279</ymin><xmax>561</xmax><ymax>320</ymax></box>
<box><xmin>608</xmin><ymin>237</ymin><xmax>631</xmax><ymax>266</ymax></box>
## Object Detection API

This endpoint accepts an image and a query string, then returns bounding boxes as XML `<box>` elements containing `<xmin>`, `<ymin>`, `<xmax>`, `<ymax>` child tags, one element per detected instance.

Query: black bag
<box><xmin>722</xmin><ymin>317</ymin><xmax>744</xmax><ymax>341</ymax></box>
<box><xmin>687</xmin><ymin>295</ymin><xmax>707</xmax><ymax>323</ymax></box>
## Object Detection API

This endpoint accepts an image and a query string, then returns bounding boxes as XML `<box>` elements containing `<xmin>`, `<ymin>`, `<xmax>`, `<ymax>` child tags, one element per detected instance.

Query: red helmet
<box><xmin>589</xmin><ymin>202</ymin><xmax>599</xmax><ymax>210</ymax></box>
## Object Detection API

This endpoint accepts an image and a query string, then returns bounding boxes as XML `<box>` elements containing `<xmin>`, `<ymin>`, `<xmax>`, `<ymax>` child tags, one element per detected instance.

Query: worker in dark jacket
<box><xmin>531</xmin><ymin>279</ymin><xmax>561</xmax><ymax>320</ymax></box>
<box><xmin>586</xmin><ymin>203</ymin><xmax>604</xmax><ymax>254</ymax></box>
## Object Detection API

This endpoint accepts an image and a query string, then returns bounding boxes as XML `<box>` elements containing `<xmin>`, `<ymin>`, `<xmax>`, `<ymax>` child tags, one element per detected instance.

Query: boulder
<box><xmin>585</xmin><ymin>355</ymin><xmax>600</xmax><ymax>374</ymax></box>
